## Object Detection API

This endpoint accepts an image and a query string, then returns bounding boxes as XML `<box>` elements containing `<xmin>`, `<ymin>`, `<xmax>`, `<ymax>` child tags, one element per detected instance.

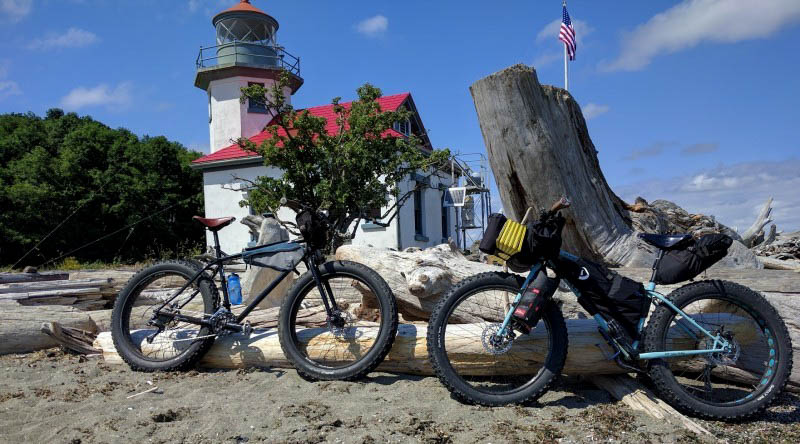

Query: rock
<box><xmin>710</xmin><ymin>239</ymin><xmax>762</xmax><ymax>270</ymax></box>
<box><xmin>23</xmin><ymin>266</ymin><xmax>38</xmax><ymax>274</ymax></box>
<box><xmin>239</xmin><ymin>214</ymin><xmax>295</xmax><ymax>309</ymax></box>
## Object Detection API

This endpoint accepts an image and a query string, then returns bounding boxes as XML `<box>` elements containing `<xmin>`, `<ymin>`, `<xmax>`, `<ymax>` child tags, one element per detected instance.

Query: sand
<box><xmin>1</xmin><ymin>349</ymin><xmax>798</xmax><ymax>443</ymax></box>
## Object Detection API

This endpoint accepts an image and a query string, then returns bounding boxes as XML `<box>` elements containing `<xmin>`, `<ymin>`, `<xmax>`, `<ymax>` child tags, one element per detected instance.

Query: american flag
<box><xmin>559</xmin><ymin>4</ymin><xmax>576</xmax><ymax>61</ymax></box>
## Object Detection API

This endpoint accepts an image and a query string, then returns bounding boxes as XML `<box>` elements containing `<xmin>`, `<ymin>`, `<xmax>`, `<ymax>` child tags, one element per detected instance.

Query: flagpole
<box><xmin>563</xmin><ymin>0</ymin><xmax>568</xmax><ymax>91</ymax></box>
<box><xmin>564</xmin><ymin>39</ymin><xmax>568</xmax><ymax>91</ymax></box>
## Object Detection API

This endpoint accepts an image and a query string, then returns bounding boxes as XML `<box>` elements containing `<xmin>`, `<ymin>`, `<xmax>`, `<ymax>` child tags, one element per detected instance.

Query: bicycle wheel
<box><xmin>427</xmin><ymin>272</ymin><xmax>567</xmax><ymax>406</ymax></box>
<box><xmin>111</xmin><ymin>260</ymin><xmax>219</xmax><ymax>372</ymax></box>
<box><xmin>278</xmin><ymin>260</ymin><xmax>398</xmax><ymax>381</ymax></box>
<box><xmin>644</xmin><ymin>280</ymin><xmax>792</xmax><ymax>420</ymax></box>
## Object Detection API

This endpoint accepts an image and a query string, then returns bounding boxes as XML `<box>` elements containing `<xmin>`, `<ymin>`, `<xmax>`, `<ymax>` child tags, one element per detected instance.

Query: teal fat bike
<box><xmin>426</xmin><ymin>198</ymin><xmax>792</xmax><ymax>420</ymax></box>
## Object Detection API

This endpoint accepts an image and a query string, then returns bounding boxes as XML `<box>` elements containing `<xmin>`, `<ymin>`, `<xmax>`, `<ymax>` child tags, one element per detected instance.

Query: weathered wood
<box><xmin>470</xmin><ymin>64</ymin><xmax>654</xmax><ymax>267</ymax></box>
<box><xmin>759</xmin><ymin>256</ymin><xmax>800</xmax><ymax>271</ymax></box>
<box><xmin>41</xmin><ymin>322</ymin><xmax>99</xmax><ymax>355</ymax></box>
<box><xmin>95</xmin><ymin>322</ymin><xmax>631</xmax><ymax>374</ymax></box>
<box><xmin>0</xmin><ymin>302</ymin><xmax>99</xmax><ymax>354</ymax></box>
<box><xmin>741</xmin><ymin>197</ymin><xmax>773</xmax><ymax>247</ymax></box>
<box><xmin>94</xmin><ymin>315</ymin><xmax>794</xmax><ymax>390</ymax></box>
<box><xmin>0</xmin><ymin>272</ymin><xmax>69</xmax><ymax>284</ymax></box>
<box><xmin>1</xmin><ymin>287</ymin><xmax>102</xmax><ymax>301</ymax></box>
<box><xmin>0</xmin><ymin>278</ymin><xmax>112</xmax><ymax>294</ymax></box>
<box><xmin>336</xmin><ymin>243</ymin><xmax>521</xmax><ymax>321</ymax></box>
<box><xmin>590</xmin><ymin>375</ymin><xmax>712</xmax><ymax>437</ymax></box>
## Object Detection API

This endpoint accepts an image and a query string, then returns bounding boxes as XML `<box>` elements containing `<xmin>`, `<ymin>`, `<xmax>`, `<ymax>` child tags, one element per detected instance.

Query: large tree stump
<box><xmin>470</xmin><ymin>64</ymin><xmax>653</xmax><ymax>266</ymax></box>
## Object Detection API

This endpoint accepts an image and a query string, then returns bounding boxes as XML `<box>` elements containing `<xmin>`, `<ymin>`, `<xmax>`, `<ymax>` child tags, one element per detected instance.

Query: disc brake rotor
<box><xmin>702</xmin><ymin>334</ymin><xmax>740</xmax><ymax>366</ymax></box>
<box><xmin>328</xmin><ymin>310</ymin><xmax>354</xmax><ymax>338</ymax></box>
<box><xmin>481</xmin><ymin>324</ymin><xmax>514</xmax><ymax>355</ymax></box>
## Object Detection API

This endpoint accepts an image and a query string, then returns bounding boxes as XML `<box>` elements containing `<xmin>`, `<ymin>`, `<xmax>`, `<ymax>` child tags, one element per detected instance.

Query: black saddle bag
<box><xmin>557</xmin><ymin>257</ymin><xmax>649</xmax><ymax>340</ymax></box>
<box><xmin>654</xmin><ymin>234</ymin><xmax>733</xmax><ymax>285</ymax></box>
<box><xmin>296</xmin><ymin>210</ymin><xmax>329</xmax><ymax>250</ymax></box>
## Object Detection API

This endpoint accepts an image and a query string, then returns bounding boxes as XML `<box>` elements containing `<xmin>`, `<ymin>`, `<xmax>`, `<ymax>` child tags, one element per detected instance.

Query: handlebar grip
<box><xmin>549</xmin><ymin>197</ymin><xmax>571</xmax><ymax>213</ymax></box>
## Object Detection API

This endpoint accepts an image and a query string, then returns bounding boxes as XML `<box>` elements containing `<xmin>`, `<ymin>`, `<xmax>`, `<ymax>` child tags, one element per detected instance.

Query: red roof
<box><xmin>193</xmin><ymin>93</ymin><xmax>420</xmax><ymax>165</ymax></box>
<box><xmin>215</xmin><ymin>0</ymin><xmax>268</xmax><ymax>17</ymax></box>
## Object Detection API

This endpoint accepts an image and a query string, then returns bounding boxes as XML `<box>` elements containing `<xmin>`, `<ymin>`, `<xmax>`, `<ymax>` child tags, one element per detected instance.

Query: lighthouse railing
<box><xmin>196</xmin><ymin>42</ymin><xmax>301</xmax><ymax>76</ymax></box>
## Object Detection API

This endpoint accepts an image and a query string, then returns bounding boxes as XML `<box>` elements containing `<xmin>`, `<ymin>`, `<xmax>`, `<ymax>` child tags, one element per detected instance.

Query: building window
<box><xmin>414</xmin><ymin>188</ymin><xmax>424</xmax><ymax>236</ymax></box>
<box><xmin>393</xmin><ymin>119</ymin><xmax>410</xmax><ymax>136</ymax></box>
<box><xmin>248</xmin><ymin>82</ymin><xmax>268</xmax><ymax>113</ymax></box>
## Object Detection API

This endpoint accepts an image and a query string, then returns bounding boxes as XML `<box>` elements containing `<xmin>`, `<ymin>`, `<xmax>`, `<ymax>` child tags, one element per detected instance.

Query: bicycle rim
<box><xmin>286</xmin><ymin>271</ymin><xmax>389</xmax><ymax>370</ymax></box>
<box><xmin>441</xmin><ymin>284</ymin><xmax>554</xmax><ymax>396</ymax></box>
<box><xmin>657</xmin><ymin>295</ymin><xmax>778</xmax><ymax>406</ymax></box>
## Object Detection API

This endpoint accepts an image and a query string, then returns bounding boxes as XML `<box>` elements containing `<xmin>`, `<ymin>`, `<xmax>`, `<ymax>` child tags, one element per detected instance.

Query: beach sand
<box><xmin>1</xmin><ymin>349</ymin><xmax>798</xmax><ymax>443</ymax></box>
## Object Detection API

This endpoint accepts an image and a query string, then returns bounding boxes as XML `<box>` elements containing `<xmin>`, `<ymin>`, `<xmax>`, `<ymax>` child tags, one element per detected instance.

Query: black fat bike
<box><xmin>110</xmin><ymin>202</ymin><xmax>398</xmax><ymax>381</ymax></box>
<box><xmin>426</xmin><ymin>197</ymin><xmax>792</xmax><ymax>420</ymax></box>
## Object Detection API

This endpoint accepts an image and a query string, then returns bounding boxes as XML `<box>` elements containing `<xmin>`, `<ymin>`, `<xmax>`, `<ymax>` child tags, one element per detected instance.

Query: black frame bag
<box><xmin>654</xmin><ymin>233</ymin><xmax>733</xmax><ymax>285</ymax></box>
<box><xmin>556</xmin><ymin>257</ymin><xmax>649</xmax><ymax>340</ymax></box>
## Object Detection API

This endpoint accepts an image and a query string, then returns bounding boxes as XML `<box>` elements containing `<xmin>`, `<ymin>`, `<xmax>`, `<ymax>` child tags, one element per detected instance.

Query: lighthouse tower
<box><xmin>195</xmin><ymin>0</ymin><xmax>303</xmax><ymax>153</ymax></box>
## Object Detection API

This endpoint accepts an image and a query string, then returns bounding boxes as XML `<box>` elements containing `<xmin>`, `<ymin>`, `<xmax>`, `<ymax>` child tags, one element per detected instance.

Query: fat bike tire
<box><xmin>643</xmin><ymin>280</ymin><xmax>792</xmax><ymax>420</ymax></box>
<box><xmin>278</xmin><ymin>261</ymin><xmax>398</xmax><ymax>381</ymax></box>
<box><xmin>110</xmin><ymin>260</ymin><xmax>219</xmax><ymax>372</ymax></box>
<box><xmin>426</xmin><ymin>272</ymin><xmax>568</xmax><ymax>406</ymax></box>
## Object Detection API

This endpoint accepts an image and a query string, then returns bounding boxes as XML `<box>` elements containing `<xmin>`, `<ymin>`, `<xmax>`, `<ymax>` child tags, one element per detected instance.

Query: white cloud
<box><xmin>615</xmin><ymin>159</ymin><xmax>800</xmax><ymax>232</ymax></box>
<box><xmin>582</xmin><ymin>103</ymin><xmax>610</xmax><ymax>120</ymax></box>
<box><xmin>60</xmin><ymin>82</ymin><xmax>133</xmax><ymax>110</ymax></box>
<box><xmin>536</xmin><ymin>18</ymin><xmax>593</xmax><ymax>44</ymax></box>
<box><xmin>0</xmin><ymin>59</ymin><xmax>20</xmax><ymax>100</ymax></box>
<box><xmin>604</xmin><ymin>0</ymin><xmax>800</xmax><ymax>71</ymax></box>
<box><xmin>0</xmin><ymin>0</ymin><xmax>31</xmax><ymax>23</ymax></box>
<box><xmin>27</xmin><ymin>28</ymin><xmax>98</xmax><ymax>50</ymax></box>
<box><xmin>0</xmin><ymin>80</ymin><xmax>21</xmax><ymax>100</ymax></box>
<box><xmin>356</xmin><ymin>15</ymin><xmax>388</xmax><ymax>37</ymax></box>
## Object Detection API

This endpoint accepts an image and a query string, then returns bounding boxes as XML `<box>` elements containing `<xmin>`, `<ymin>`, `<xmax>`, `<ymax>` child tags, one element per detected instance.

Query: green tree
<box><xmin>239</xmin><ymin>72</ymin><xmax>450</xmax><ymax>251</ymax></box>
<box><xmin>0</xmin><ymin>110</ymin><xmax>204</xmax><ymax>267</ymax></box>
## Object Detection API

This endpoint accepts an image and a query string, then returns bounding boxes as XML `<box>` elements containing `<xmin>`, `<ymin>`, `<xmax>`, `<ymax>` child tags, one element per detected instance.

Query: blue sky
<box><xmin>1</xmin><ymin>0</ymin><xmax>799</xmax><ymax>232</ymax></box>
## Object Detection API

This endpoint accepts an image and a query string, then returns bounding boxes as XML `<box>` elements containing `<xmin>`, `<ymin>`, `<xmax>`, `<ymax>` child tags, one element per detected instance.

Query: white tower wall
<box><xmin>207</xmin><ymin>76</ymin><xmax>292</xmax><ymax>153</ymax></box>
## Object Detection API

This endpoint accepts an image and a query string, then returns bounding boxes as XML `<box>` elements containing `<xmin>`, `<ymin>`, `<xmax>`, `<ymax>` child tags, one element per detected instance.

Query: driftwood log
<box><xmin>92</xmin><ymin>321</ymin><xmax>641</xmax><ymax>375</ymax></box>
<box><xmin>741</xmin><ymin>198</ymin><xmax>774</xmax><ymax>247</ymax></box>
<box><xmin>590</xmin><ymin>375</ymin><xmax>712</xmax><ymax>436</ymax></box>
<box><xmin>94</xmin><ymin>313</ymin><xmax>799</xmax><ymax>392</ymax></box>
<box><xmin>0</xmin><ymin>302</ymin><xmax>101</xmax><ymax>354</ymax></box>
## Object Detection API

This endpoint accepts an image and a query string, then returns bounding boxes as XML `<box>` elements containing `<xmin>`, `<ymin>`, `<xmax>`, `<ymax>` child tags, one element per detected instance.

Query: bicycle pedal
<box><xmin>242</xmin><ymin>321</ymin><xmax>252</xmax><ymax>337</ymax></box>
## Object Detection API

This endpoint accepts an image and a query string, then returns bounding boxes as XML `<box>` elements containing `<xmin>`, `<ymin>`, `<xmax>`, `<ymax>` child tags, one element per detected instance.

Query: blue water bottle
<box><xmin>227</xmin><ymin>273</ymin><xmax>242</xmax><ymax>305</ymax></box>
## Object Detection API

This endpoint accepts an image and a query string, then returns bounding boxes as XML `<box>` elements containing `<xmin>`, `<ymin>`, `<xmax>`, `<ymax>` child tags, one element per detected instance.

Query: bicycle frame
<box><xmin>151</xmin><ymin>240</ymin><xmax>335</xmax><ymax>332</ymax></box>
<box><xmin>495</xmin><ymin>250</ymin><xmax>731</xmax><ymax>360</ymax></box>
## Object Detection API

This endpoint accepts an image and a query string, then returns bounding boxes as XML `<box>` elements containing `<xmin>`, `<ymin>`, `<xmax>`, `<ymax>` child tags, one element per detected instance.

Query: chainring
<box><xmin>208</xmin><ymin>308</ymin><xmax>237</xmax><ymax>335</ymax></box>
